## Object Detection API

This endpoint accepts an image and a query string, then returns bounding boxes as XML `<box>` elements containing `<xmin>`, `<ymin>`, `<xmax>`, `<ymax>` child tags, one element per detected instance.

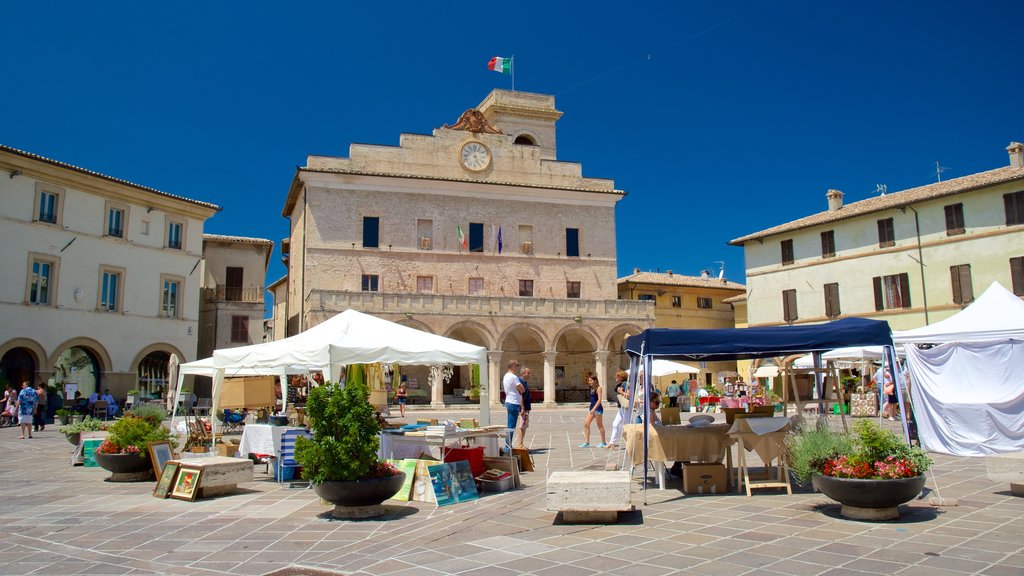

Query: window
<box><xmin>416</xmin><ymin>276</ymin><xmax>434</xmax><ymax>293</ymax></box>
<box><xmin>518</xmin><ymin>224</ymin><xmax>533</xmax><ymax>254</ymax></box>
<box><xmin>99</xmin><ymin>267</ymin><xmax>123</xmax><ymax>312</ymax></box>
<box><xmin>824</xmin><ymin>283</ymin><xmax>841</xmax><ymax>318</ymax></box>
<box><xmin>361</xmin><ymin>274</ymin><xmax>379</xmax><ymax>292</ymax></box>
<box><xmin>468</xmin><ymin>277</ymin><xmax>484</xmax><ymax>295</ymax></box>
<box><xmin>944</xmin><ymin>203</ymin><xmax>965</xmax><ymax>235</ymax></box>
<box><xmin>518</xmin><ymin>279</ymin><xmax>533</xmax><ymax>297</ymax></box>
<box><xmin>362</xmin><ymin>216</ymin><xmax>379</xmax><ymax>248</ymax></box>
<box><xmin>782</xmin><ymin>289</ymin><xmax>798</xmax><ymax>322</ymax></box>
<box><xmin>697</xmin><ymin>297</ymin><xmax>713</xmax><ymax>309</ymax></box>
<box><xmin>781</xmin><ymin>239</ymin><xmax>794</xmax><ymax>266</ymax></box>
<box><xmin>820</xmin><ymin>230</ymin><xmax>835</xmax><ymax>258</ymax></box>
<box><xmin>167</xmin><ymin>220</ymin><xmax>184</xmax><ymax>250</ymax></box>
<box><xmin>225</xmin><ymin>267</ymin><xmax>243</xmax><ymax>301</ymax></box>
<box><xmin>417</xmin><ymin>219</ymin><xmax>433</xmax><ymax>250</ymax></box>
<box><xmin>950</xmin><ymin>264</ymin><xmax>974</xmax><ymax>305</ymax></box>
<box><xmin>638</xmin><ymin>294</ymin><xmax>655</xmax><ymax>302</ymax></box>
<box><xmin>231</xmin><ymin>316</ymin><xmax>249</xmax><ymax>343</ymax></box>
<box><xmin>469</xmin><ymin>222</ymin><xmax>484</xmax><ymax>252</ymax></box>
<box><xmin>872</xmin><ymin>273</ymin><xmax>911</xmax><ymax>310</ymax></box>
<box><xmin>877</xmin><ymin>218</ymin><xmax>895</xmax><ymax>248</ymax></box>
<box><xmin>106</xmin><ymin>206</ymin><xmax>126</xmax><ymax>238</ymax></box>
<box><xmin>34</xmin><ymin>183</ymin><xmax>62</xmax><ymax>225</ymax></box>
<box><xmin>566</xmin><ymin>281</ymin><xmax>581</xmax><ymax>299</ymax></box>
<box><xmin>1011</xmin><ymin>257</ymin><xmax>1024</xmax><ymax>296</ymax></box>
<box><xmin>565</xmin><ymin>228</ymin><xmax>580</xmax><ymax>258</ymax></box>
<box><xmin>1005</xmin><ymin>191</ymin><xmax>1024</xmax><ymax>226</ymax></box>
<box><xmin>671</xmin><ymin>295</ymin><xmax>681</xmax><ymax>308</ymax></box>
<box><xmin>160</xmin><ymin>276</ymin><xmax>182</xmax><ymax>318</ymax></box>
<box><xmin>27</xmin><ymin>255</ymin><xmax>58</xmax><ymax>306</ymax></box>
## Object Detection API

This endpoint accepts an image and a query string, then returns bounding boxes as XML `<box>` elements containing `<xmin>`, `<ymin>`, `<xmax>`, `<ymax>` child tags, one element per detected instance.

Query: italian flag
<box><xmin>457</xmin><ymin>224</ymin><xmax>468</xmax><ymax>250</ymax></box>
<box><xmin>488</xmin><ymin>56</ymin><xmax>512</xmax><ymax>74</ymax></box>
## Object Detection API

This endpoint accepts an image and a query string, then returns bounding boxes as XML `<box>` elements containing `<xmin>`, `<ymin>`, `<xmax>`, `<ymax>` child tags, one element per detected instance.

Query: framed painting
<box><xmin>153</xmin><ymin>462</ymin><xmax>179</xmax><ymax>499</ymax></box>
<box><xmin>148</xmin><ymin>441</ymin><xmax>174</xmax><ymax>480</ymax></box>
<box><xmin>170</xmin><ymin>465</ymin><xmax>203</xmax><ymax>501</ymax></box>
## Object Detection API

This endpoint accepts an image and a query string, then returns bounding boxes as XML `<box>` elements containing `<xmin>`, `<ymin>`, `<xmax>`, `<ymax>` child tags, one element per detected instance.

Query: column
<box><xmin>488</xmin><ymin>351</ymin><xmax>503</xmax><ymax>408</ymax></box>
<box><xmin>594</xmin><ymin>350</ymin><xmax>610</xmax><ymax>400</ymax></box>
<box><xmin>430</xmin><ymin>365</ymin><xmax>445</xmax><ymax>409</ymax></box>
<box><xmin>543</xmin><ymin>351</ymin><xmax>558</xmax><ymax>408</ymax></box>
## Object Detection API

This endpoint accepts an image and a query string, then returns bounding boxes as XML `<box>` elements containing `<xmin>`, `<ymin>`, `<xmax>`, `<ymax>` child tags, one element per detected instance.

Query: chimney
<box><xmin>1008</xmin><ymin>141</ymin><xmax>1024</xmax><ymax>169</ymax></box>
<box><xmin>633</xmin><ymin>267</ymin><xmax>640</xmax><ymax>274</ymax></box>
<box><xmin>667</xmin><ymin>270</ymin><xmax>673</xmax><ymax>276</ymax></box>
<box><xmin>700</xmin><ymin>270</ymin><xmax>710</xmax><ymax>279</ymax></box>
<box><xmin>826</xmin><ymin>189</ymin><xmax>844</xmax><ymax>212</ymax></box>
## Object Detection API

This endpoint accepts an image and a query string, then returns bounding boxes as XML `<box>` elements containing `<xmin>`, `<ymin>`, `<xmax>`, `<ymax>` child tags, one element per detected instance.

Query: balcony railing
<box><xmin>202</xmin><ymin>285</ymin><xmax>265</xmax><ymax>303</ymax></box>
<box><xmin>306</xmin><ymin>290</ymin><xmax>654</xmax><ymax>320</ymax></box>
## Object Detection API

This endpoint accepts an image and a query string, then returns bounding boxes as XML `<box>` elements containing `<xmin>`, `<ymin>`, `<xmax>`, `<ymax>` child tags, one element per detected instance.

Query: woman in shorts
<box><xmin>580</xmin><ymin>375</ymin><xmax>607</xmax><ymax>448</ymax></box>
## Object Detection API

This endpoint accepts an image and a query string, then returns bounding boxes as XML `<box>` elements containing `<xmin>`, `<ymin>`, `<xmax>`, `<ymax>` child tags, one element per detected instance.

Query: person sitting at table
<box><xmin>87</xmin><ymin>390</ymin><xmax>100</xmax><ymax>409</ymax></box>
<box><xmin>73</xmin><ymin>391</ymin><xmax>89</xmax><ymax>414</ymax></box>
<box><xmin>99</xmin><ymin>389</ymin><xmax>120</xmax><ymax>417</ymax></box>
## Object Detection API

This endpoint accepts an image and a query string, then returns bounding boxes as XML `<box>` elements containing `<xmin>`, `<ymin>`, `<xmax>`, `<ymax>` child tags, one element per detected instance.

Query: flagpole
<box><xmin>511</xmin><ymin>54</ymin><xmax>515</xmax><ymax>92</ymax></box>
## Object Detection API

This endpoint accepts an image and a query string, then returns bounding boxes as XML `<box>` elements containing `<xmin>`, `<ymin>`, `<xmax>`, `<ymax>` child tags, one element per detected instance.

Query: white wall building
<box><xmin>198</xmin><ymin>234</ymin><xmax>273</xmax><ymax>359</ymax></box>
<box><xmin>730</xmin><ymin>142</ymin><xmax>1024</xmax><ymax>330</ymax></box>
<box><xmin>0</xmin><ymin>145</ymin><xmax>219</xmax><ymax>399</ymax></box>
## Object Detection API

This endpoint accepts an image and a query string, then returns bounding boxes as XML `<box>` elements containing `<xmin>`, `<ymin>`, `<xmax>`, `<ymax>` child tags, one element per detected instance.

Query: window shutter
<box><xmin>962</xmin><ymin>266</ymin><xmax>973</xmax><ymax>303</ymax></box>
<box><xmin>1011</xmin><ymin>257</ymin><xmax>1024</xmax><ymax>296</ymax></box>
<box><xmin>1005</xmin><ymin>192</ymin><xmax>1024</xmax><ymax>226</ymax></box>
<box><xmin>877</xmin><ymin>220</ymin><xmax>886</xmax><ymax>245</ymax></box>
<box><xmin>824</xmin><ymin>283</ymin><xmax>840</xmax><ymax>317</ymax></box>
<box><xmin>873</xmin><ymin>276</ymin><xmax>883</xmax><ymax>311</ymax></box>
<box><xmin>950</xmin><ymin>266</ymin><xmax>962</xmax><ymax>304</ymax></box>
<box><xmin>944</xmin><ymin>205</ymin><xmax>955</xmax><ymax>231</ymax></box>
<box><xmin>898</xmin><ymin>272</ymin><xmax>911</xmax><ymax>308</ymax></box>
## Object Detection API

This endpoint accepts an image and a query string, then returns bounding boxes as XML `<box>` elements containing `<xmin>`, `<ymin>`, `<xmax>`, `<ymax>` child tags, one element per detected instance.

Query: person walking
<box><xmin>16</xmin><ymin>381</ymin><xmax>38</xmax><ymax>439</ymax></box>
<box><xmin>514</xmin><ymin>367</ymin><xmax>533</xmax><ymax>449</ymax></box>
<box><xmin>666</xmin><ymin>379</ymin><xmax>681</xmax><ymax>407</ymax></box>
<box><xmin>502</xmin><ymin>359</ymin><xmax>524</xmax><ymax>452</ymax></box>
<box><xmin>33</xmin><ymin>382</ymin><xmax>48</xmax><ymax>432</ymax></box>
<box><xmin>580</xmin><ymin>374</ymin><xmax>607</xmax><ymax>448</ymax></box>
<box><xmin>394</xmin><ymin>380</ymin><xmax>408</xmax><ymax>417</ymax></box>
<box><xmin>607</xmin><ymin>370</ymin><xmax>630</xmax><ymax>449</ymax></box>
<box><xmin>873</xmin><ymin>366</ymin><xmax>896</xmax><ymax>420</ymax></box>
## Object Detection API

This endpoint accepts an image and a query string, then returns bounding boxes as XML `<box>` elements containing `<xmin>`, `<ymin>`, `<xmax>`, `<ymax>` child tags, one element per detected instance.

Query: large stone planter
<box><xmin>314</xmin><ymin>473</ymin><xmax>407</xmax><ymax>519</ymax></box>
<box><xmin>64</xmin><ymin>432</ymin><xmax>81</xmax><ymax>446</ymax></box>
<box><xmin>813</xmin><ymin>473</ymin><xmax>926</xmax><ymax>520</ymax></box>
<box><xmin>93</xmin><ymin>451</ymin><xmax>153</xmax><ymax>482</ymax></box>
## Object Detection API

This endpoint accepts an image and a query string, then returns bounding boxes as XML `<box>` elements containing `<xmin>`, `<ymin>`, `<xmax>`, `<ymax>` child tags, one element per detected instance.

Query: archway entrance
<box><xmin>554</xmin><ymin>328</ymin><xmax>597</xmax><ymax>402</ymax></box>
<box><xmin>53</xmin><ymin>346</ymin><xmax>101</xmax><ymax>398</ymax></box>
<box><xmin>1</xmin><ymin>348</ymin><xmax>36</xmax><ymax>389</ymax></box>
<box><xmin>138</xmin><ymin>351</ymin><xmax>171</xmax><ymax>398</ymax></box>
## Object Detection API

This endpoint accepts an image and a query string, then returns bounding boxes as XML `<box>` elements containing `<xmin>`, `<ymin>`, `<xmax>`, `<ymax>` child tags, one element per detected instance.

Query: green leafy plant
<box><xmin>787</xmin><ymin>419</ymin><xmax>931</xmax><ymax>482</ymax></box>
<box><xmin>295</xmin><ymin>379</ymin><xmax>395</xmax><ymax>483</ymax></box>
<box><xmin>126</xmin><ymin>404</ymin><xmax>168</xmax><ymax>424</ymax></box>
<box><xmin>97</xmin><ymin>415</ymin><xmax>175</xmax><ymax>457</ymax></box>
<box><xmin>59</xmin><ymin>416</ymin><xmax>107</xmax><ymax>434</ymax></box>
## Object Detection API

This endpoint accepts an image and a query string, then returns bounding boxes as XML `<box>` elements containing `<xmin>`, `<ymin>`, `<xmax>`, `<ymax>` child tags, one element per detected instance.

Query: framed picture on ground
<box><xmin>153</xmin><ymin>462</ymin><xmax>179</xmax><ymax>499</ymax></box>
<box><xmin>148</xmin><ymin>441</ymin><xmax>174</xmax><ymax>480</ymax></box>
<box><xmin>170</xmin><ymin>465</ymin><xmax>203</xmax><ymax>501</ymax></box>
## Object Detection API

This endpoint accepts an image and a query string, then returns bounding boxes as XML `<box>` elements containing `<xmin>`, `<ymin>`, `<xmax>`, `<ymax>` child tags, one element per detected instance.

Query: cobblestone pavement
<box><xmin>1</xmin><ymin>407</ymin><xmax>1021</xmax><ymax>576</ymax></box>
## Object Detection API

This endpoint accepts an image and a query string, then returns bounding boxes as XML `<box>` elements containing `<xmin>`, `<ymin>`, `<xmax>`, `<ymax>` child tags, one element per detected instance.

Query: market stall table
<box><xmin>379</xmin><ymin>428</ymin><xmax>506</xmax><ymax>460</ymax></box>
<box><xmin>623</xmin><ymin>423</ymin><xmax>735</xmax><ymax>490</ymax></box>
<box><xmin>727</xmin><ymin>416</ymin><xmax>793</xmax><ymax>496</ymax></box>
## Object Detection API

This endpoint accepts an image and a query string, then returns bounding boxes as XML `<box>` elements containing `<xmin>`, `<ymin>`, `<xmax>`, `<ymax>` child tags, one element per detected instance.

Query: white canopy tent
<box><xmin>626</xmin><ymin>359</ymin><xmax>700</xmax><ymax>377</ymax></box>
<box><xmin>893</xmin><ymin>282</ymin><xmax>1024</xmax><ymax>455</ymax></box>
<box><xmin>173</xmin><ymin>309</ymin><xmax>491</xmax><ymax>433</ymax></box>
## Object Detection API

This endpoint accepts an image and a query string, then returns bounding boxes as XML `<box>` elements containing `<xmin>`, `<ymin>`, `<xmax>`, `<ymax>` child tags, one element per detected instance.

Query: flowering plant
<box><xmin>788</xmin><ymin>419</ymin><xmax>931</xmax><ymax>482</ymax></box>
<box><xmin>96</xmin><ymin>414</ymin><xmax>176</xmax><ymax>457</ymax></box>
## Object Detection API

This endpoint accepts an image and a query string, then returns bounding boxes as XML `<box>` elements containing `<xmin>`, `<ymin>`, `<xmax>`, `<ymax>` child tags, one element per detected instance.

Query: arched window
<box><xmin>514</xmin><ymin>135</ymin><xmax>536</xmax><ymax>146</ymax></box>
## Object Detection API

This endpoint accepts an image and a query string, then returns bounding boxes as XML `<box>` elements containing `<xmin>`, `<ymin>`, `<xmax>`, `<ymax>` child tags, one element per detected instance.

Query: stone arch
<box><xmin>513</xmin><ymin>132</ymin><xmax>538</xmax><ymax>146</ymax></box>
<box><xmin>444</xmin><ymin>320</ymin><xmax>493</xmax><ymax>350</ymax></box>
<box><xmin>48</xmin><ymin>337</ymin><xmax>111</xmax><ymax>373</ymax></box>
<box><xmin>397</xmin><ymin>318</ymin><xmax>433</xmax><ymax>334</ymax></box>
<box><xmin>604</xmin><ymin>323</ymin><xmax>647</xmax><ymax>372</ymax></box>
<box><xmin>0</xmin><ymin>337</ymin><xmax>46</xmax><ymax>387</ymax></box>
<box><xmin>551</xmin><ymin>324</ymin><xmax>601</xmax><ymax>390</ymax></box>
<box><xmin>129</xmin><ymin>343</ymin><xmax>188</xmax><ymax>373</ymax></box>
<box><xmin>497</xmin><ymin>322</ymin><xmax>548</xmax><ymax>352</ymax></box>
<box><xmin>0</xmin><ymin>337</ymin><xmax>47</xmax><ymax>370</ymax></box>
<box><xmin>550</xmin><ymin>323</ymin><xmax>601</xmax><ymax>351</ymax></box>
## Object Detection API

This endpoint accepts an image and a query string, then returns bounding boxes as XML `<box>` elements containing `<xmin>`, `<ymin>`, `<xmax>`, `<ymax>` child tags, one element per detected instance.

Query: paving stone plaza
<box><xmin>1</xmin><ymin>407</ymin><xmax>1022</xmax><ymax>576</ymax></box>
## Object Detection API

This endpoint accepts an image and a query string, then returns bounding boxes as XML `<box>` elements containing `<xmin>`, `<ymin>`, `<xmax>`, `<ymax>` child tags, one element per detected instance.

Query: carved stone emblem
<box><xmin>444</xmin><ymin>109</ymin><xmax>503</xmax><ymax>134</ymax></box>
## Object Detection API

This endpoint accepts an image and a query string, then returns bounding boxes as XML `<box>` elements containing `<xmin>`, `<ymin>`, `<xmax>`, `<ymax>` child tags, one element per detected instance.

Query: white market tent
<box><xmin>626</xmin><ymin>359</ymin><xmax>700</xmax><ymax>377</ymax></box>
<box><xmin>893</xmin><ymin>282</ymin><xmax>1024</xmax><ymax>456</ymax></box>
<box><xmin>173</xmin><ymin>309</ymin><xmax>490</xmax><ymax>427</ymax></box>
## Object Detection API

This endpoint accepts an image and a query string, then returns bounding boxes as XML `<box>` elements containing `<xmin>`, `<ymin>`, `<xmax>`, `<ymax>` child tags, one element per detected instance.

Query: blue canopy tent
<box><xmin>622</xmin><ymin>317</ymin><xmax>900</xmax><ymax>501</ymax></box>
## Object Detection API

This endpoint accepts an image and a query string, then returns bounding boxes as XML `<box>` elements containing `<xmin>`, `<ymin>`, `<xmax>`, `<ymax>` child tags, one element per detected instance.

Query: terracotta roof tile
<box><xmin>203</xmin><ymin>233</ymin><xmax>274</xmax><ymax>245</ymax></box>
<box><xmin>617</xmin><ymin>271</ymin><xmax>745</xmax><ymax>290</ymax></box>
<box><xmin>729</xmin><ymin>165</ymin><xmax>1024</xmax><ymax>245</ymax></box>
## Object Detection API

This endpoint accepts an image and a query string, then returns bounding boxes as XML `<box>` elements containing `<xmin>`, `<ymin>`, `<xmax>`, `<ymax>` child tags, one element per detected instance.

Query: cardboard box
<box><xmin>683</xmin><ymin>463</ymin><xmax>726</xmax><ymax>494</ymax></box>
<box><xmin>215</xmin><ymin>443</ymin><xmax>237</xmax><ymax>457</ymax></box>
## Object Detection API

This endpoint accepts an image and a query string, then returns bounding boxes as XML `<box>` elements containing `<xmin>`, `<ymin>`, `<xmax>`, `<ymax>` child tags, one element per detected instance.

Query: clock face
<box><xmin>460</xmin><ymin>141</ymin><xmax>491</xmax><ymax>171</ymax></box>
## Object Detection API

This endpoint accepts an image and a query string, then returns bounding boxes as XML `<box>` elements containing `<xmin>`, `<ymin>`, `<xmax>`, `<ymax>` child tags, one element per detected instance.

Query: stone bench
<box><xmin>546</xmin><ymin>471</ymin><xmax>633</xmax><ymax>522</ymax></box>
<box><xmin>171</xmin><ymin>456</ymin><xmax>255</xmax><ymax>498</ymax></box>
<box><xmin>986</xmin><ymin>453</ymin><xmax>1024</xmax><ymax>496</ymax></box>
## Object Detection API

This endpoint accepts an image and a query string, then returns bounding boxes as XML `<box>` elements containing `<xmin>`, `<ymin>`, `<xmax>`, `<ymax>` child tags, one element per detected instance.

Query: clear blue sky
<box><xmin>3</xmin><ymin>1</ymin><xmax>1022</xmax><ymax>290</ymax></box>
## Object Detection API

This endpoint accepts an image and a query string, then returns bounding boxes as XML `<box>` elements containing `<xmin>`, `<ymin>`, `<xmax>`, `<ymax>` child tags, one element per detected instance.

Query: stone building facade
<box><xmin>276</xmin><ymin>90</ymin><xmax>652</xmax><ymax>406</ymax></box>
<box><xmin>0</xmin><ymin>145</ymin><xmax>219</xmax><ymax>398</ymax></box>
<box><xmin>197</xmin><ymin>234</ymin><xmax>274</xmax><ymax>358</ymax></box>
<box><xmin>730</xmin><ymin>141</ymin><xmax>1024</xmax><ymax>330</ymax></box>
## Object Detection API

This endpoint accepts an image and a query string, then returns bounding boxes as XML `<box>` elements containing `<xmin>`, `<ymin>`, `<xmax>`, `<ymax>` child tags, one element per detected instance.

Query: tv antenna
<box><xmin>935</xmin><ymin>161</ymin><xmax>948</xmax><ymax>182</ymax></box>
<box><xmin>876</xmin><ymin>184</ymin><xmax>887</xmax><ymax>196</ymax></box>
<box><xmin>714</xmin><ymin>261</ymin><xmax>725</xmax><ymax>279</ymax></box>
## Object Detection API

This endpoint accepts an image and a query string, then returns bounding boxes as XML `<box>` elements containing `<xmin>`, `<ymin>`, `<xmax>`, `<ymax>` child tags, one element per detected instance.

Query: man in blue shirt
<box><xmin>16</xmin><ymin>381</ymin><xmax>38</xmax><ymax>439</ymax></box>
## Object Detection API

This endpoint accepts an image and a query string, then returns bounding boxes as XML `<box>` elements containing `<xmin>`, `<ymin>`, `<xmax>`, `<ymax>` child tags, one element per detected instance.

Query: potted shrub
<box><xmin>59</xmin><ymin>416</ymin><xmax>107</xmax><ymax>445</ymax></box>
<box><xmin>93</xmin><ymin>406</ymin><xmax>175</xmax><ymax>482</ymax></box>
<box><xmin>295</xmin><ymin>378</ymin><xmax>405</xmax><ymax>519</ymax></box>
<box><xmin>55</xmin><ymin>408</ymin><xmax>73</xmax><ymax>426</ymax></box>
<box><xmin>787</xmin><ymin>419</ymin><xmax>932</xmax><ymax>520</ymax></box>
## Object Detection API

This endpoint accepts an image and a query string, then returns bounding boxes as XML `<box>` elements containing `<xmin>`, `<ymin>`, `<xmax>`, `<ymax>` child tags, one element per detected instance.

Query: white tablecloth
<box><xmin>236</xmin><ymin>424</ymin><xmax>306</xmax><ymax>458</ymax></box>
<box><xmin>378</xmin><ymin>429</ymin><xmax>503</xmax><ymax>460</ymax></box>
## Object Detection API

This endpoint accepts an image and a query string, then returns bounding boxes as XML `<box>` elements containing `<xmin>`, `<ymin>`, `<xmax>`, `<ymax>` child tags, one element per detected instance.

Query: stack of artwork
<box><xmin>386</xmin><ymin>458</ymin><xmax>480</xmax><ymax>506</ymax></box>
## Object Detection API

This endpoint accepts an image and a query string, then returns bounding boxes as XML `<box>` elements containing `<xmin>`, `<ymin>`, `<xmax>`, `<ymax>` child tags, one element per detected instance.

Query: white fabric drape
<box><xmin>904</xmin><ymin>338</ymin><xmax>1024</xmax><ymax>456</ymax></box>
